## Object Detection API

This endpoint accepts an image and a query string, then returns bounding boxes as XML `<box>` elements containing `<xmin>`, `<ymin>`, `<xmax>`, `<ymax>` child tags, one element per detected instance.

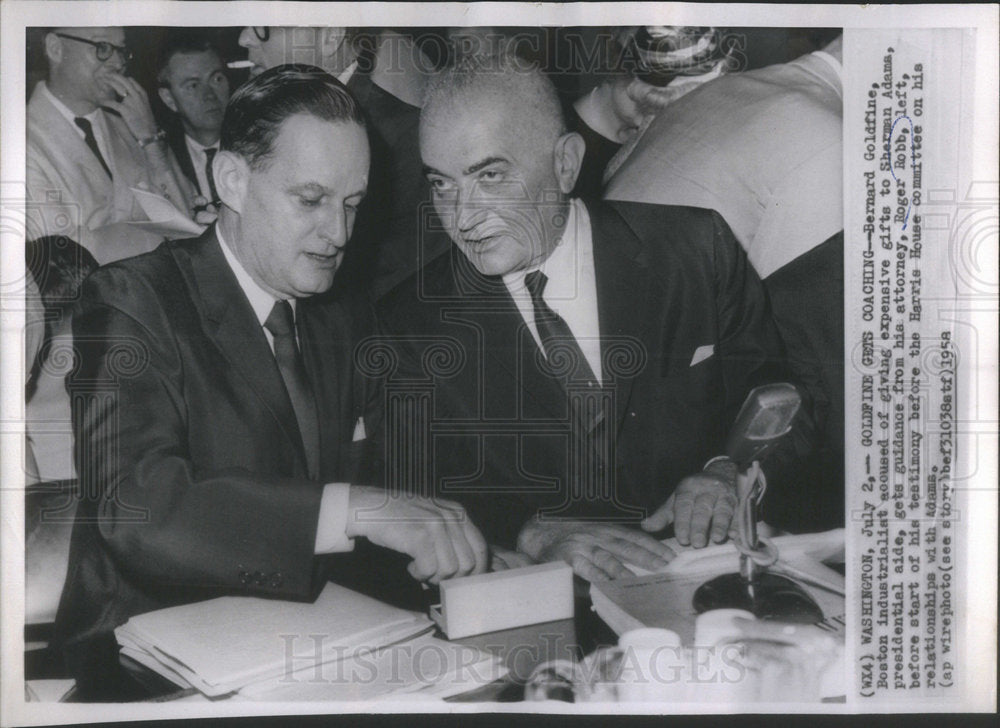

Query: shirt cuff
<box><xmin>314</xmin><ymin>483</ymin><xmax>356</xmax><ymax>554</ymax></box>
<box><xmin>703</xmin><ymin>455</ymin><xmax>733</xmax><ymax>469</ymax></box>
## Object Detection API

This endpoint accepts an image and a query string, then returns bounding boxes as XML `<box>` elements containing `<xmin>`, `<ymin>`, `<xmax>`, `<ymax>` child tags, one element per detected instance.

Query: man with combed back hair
<box><xmin>376</xmin><ymin>52</ymin><xmax>807</xmax><ymax>582</ymax></box>
<box><xmin>54</xmin><ymin>66</ymin><xmax>487</xmax><ymax>699</ymax></box>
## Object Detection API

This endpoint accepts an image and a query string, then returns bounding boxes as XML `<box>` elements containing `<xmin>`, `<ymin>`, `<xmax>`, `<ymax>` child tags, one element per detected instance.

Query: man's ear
<box><xmin>552</xmin><ymin>131</ymin><xmax>586</xmax><ymax>195</ymax></box>
<box><xmin>43</xmin><ymin>32</ymin><xmax>63</xmax><ymax>67</ymax></box>
<box><xmin>213</xmin><ymin>150</ymin><xmax>250</xmax><ymax>214</ymax></box>
<box><xmin>158</xmin><ymin>86</ymin><xmax>178</xmax><ymax>114</ymax></box>
<box><xmin>319</xmin><ymin>27</ymin><xmax>348</xmax><ymax>65</ymax></box>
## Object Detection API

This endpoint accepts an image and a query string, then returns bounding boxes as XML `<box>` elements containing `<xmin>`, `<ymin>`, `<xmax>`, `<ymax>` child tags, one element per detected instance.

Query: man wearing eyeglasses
<box><xmin>27</xmin><ymin>27</ymin><xmax>194</xmax><ymax>264</ymax></box>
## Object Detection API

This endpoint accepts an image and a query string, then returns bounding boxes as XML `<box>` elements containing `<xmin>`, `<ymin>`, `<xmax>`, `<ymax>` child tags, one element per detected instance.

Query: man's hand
<box><xmin>345</xmin><ymin>486</ymin><xmax>488</xmax><ymax>584</ymax></box>
<box><xmin>516</xmin><ymin>519</ymin><xmax>675</xmax><ymax>582</ymax></box>
<box><xmin>490</xmin><ymin>545</ymin><xmax>535</xmax><ymax>572</ymax></box>
<box><xmin>641</xmin><ymin>458</ymin><xmax>739</xmax><ymax>548</ymax></box>
<box><xmin>191</xmin><ymin>195</ymin><xmax>219</xmax><ymax>225</ymax></box>
<box><xmin>101</xmin><ymin>73</ymin><xmax>158</xmax><ymax>141</ymax></box>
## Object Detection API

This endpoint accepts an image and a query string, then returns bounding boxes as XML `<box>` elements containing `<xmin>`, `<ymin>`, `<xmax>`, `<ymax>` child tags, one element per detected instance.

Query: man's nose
<box><xmin>237</xmin><ymin>27</ymin><xmax>257</xmax><ymax>48</ymax></box>
<box><xmin>319</xmin><ymin>206</ymin><xmax>349</xmax><ymax>248</ymax></box>
<box><xmin>453</xmin><ymin>187</ymin><xmax>486</xmax><ymax>233</ymax></box>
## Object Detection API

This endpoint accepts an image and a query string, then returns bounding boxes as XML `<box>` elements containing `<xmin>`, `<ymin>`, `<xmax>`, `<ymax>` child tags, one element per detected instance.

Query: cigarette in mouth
<box><xmin>227</xmin><ymin>60</ymin><xmax>255</xmax><ymax>69</ymax></box>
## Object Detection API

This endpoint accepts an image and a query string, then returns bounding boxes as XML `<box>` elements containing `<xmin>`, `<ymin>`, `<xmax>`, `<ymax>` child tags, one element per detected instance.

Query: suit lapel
<box><xmin>168</xmin><ymin>129</ymin><xmax>199</xmax><ymax>192</ymax></box>
<box><xmin>449</xmin><ymin>252</ymin><xmax>569</xmax><ymax>424</ymax></box>
<box><xmin>586</xmin><ymin>199</ymin><xmax>664</xmax><ymax>434</ymax></box>
<box><xmin>176</xmin><ymin>227</ymin><xmax>309</xmax><ymax>472</ymax></box>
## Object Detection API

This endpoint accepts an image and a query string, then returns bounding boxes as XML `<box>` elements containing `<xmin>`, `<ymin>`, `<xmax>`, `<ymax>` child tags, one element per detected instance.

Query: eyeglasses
<box><xmin>54</xmin><ymin>32</ymin><xmax>133</xmax><ymax>63</ymax></box>
<box><xmin>252</xmin><ymin>27</ymin><xmax>270</xmax><ymax>42</ymax></box>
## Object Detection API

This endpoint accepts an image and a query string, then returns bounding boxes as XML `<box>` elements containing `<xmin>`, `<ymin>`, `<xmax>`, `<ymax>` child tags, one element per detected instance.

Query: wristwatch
<box><xmin>137</xmin><ymin>129</ymin><xmax>167</xmax><ymax>148</ymax></box>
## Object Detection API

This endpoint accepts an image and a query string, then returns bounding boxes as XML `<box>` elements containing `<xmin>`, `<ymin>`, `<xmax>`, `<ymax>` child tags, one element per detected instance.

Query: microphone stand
<box><xmin>692</xmin><ymin>460</ymin><xmax>823</xmax><ymax>623</ymax></box>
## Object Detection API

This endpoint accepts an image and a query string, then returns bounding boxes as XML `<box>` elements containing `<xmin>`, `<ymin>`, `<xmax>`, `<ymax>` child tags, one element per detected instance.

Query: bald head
<box><xmin>418</xmin><ymin>52</ymin><xmax>585</xmax><ymax>278</ymax></box>
<box><xmin>422</xmin><ymin>52</ymin><xmax>567</xmax><ymax>158</ymax></box>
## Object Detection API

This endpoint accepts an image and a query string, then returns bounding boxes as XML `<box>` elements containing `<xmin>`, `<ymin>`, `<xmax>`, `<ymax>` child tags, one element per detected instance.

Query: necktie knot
<box><xmin>73</xmin><ymin>117</ymin><xmax>93</xmax><ymax>134</ymax></box>
<box><xmin>524</xmin><ymin>270</ymin><xmax>548</xmax><ymax>304</ymax></box>
<box><xmin>264</xmin><ymin>299</ymin><xmax>296</xmax><ymax>339</ymax></box>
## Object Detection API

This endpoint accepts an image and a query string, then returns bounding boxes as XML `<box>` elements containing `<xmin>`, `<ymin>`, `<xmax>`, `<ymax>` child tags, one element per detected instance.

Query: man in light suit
<box><xmin>53</xmin><ymin>66</ymin><xmax>487</xmax><ymax>699</ymax></box>
<box><xmin>27</xmin><ymin>27</ymin><xmax>194</xmax><ymax>264</ymax></box>
<box><xmin>237</xmin><ymin>26</ymin><xmax>448</xmax><ymax>297</ymax></box>
<box><xmin>376</xmin><ymin>53</ymin><xmax>804</xmax><ymax>582</ymax></box>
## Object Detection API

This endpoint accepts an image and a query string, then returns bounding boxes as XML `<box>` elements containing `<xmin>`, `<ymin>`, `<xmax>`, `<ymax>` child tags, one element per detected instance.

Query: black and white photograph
<box><xmin>1</xmin><ymin>1</ymin><xmax>996</xmax><ymax>722</ymax></box>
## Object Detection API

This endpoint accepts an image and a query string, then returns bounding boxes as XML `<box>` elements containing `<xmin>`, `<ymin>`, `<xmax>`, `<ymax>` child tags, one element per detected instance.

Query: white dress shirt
<box><xmin>217</xmin><ymin>226</ymin><xmax>353</xmax><ymax>554</ymax></box>
<box><xmin>40</xmin><ymin>81</ymin><xmax>113</xmax><ymax>175</ymax></box>
<box><xmin>503</xmin><ymin>198</ymin><xmax>604</xmax><ymax>384</ymax></box>
<box><xmin>184</xmin><ymin>135</ymin><xmax>220</xmax><ymax>200</ymax></box>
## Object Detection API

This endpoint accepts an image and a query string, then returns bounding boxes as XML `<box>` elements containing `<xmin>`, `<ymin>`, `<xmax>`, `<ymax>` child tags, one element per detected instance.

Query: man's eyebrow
<box><xmin>288</xmin><ymin>182</ymin><xmax>366</xmax><ymax>199</ymax></box>
<box><xmin>422</xmin><ymin>157</ymin><xmax>509</xmax><ymax>178</ymax></box>
<box><xmin>463</xmin><ymin>156</ymin><xmax>508</xmax><ymax>176</ymax></box>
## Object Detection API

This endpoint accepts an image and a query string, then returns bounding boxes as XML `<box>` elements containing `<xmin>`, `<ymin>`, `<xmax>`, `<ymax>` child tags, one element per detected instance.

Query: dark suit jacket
<box><xmin>375</xmin><ymin>200</ymin><xmax>804</xmax><ymax>548</ymax></box>
<box><xmin>165</xmin><ymin>125</ymin><xmax>201</xmax><ymax>197</ymax></box>
<box><xmin>52</xmin><ymin>226</ymin><xmax>378</xmax><ymax>688</ymax></box>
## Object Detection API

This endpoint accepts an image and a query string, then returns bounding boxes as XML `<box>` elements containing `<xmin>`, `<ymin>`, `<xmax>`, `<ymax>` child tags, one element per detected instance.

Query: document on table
<box><xmin>590</xmin><ymin>530</ymin><xmax>846</xmax><ymax>643</ymax></box>
<box><xmin>115</xmin><ymin>582</ymin><xmax>436</xmax><ymax>697</ymax></box>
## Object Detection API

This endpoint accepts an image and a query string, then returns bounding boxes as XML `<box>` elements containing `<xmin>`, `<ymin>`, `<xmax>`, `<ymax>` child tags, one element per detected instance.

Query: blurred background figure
<box><xmin>571</xmin><ymin>26</ymin><xmax>735</xmax><ymax>198</ymax></box>
<box><xmin>156</xmin><ymin>31</ymin><xmax>232</xmax><ymax>215</ymax></box>
<box><xmin>605</xmin><ymin>35</ymin><xmax>844</xmax><ymax>532</ymax></box>
<box><xmin>27</xmin><ymin>27</ymin><xmax>194</xmax><ymax>263</ymax></box>
<box><xmin>24</xmin><ymin>235</ymin><xmax>98</xmax><ymax>634</ymax></box>
<box><xmin>238</xmin><ymin>26</ymin><xmax>441</xmax><ymax>297</ymax></box>
<box><xmin>24</xmin><ymin>235</ymin><xmax>99</xmax><ymax>485</ymax></box>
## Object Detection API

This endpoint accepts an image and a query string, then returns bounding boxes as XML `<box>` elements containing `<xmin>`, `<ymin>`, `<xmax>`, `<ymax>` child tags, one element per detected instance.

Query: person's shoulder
<box><xmin>375</xmin><ymin>250</ymin><xmax>460</xmax><ymax>326</ymax></box>
<box><xmin>596</xmin><ymin>199</ymin><xmax>738</xmax><ymax>272</ymax></box>
<box><xmin>600</xmin><ymin>198</ymin><xmax>725</xmax><ymax>239</ymax></box>
<box><xmin>81</xmin><ymin>236</ymin><xmax>197</xmax><ymax>312</ymax></box>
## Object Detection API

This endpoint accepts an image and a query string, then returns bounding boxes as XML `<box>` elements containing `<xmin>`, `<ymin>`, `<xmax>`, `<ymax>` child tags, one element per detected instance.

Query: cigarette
<box><xmin>227</xmin><ymin>60</ymin><xmax>255</xmax><ymax>69</ymax></box>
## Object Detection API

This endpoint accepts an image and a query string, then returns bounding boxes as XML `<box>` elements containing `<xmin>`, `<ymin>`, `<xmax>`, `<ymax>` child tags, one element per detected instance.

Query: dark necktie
<box><xmin>264</xmin><ymin>300</ymin><xmax>320</xmax><ymax>478</ymax></box>
<box><xmin>74</xmin><ymin>117</ymin><xmax>112</xmax><ymax>179</ymax></box>
<box><xmin>203</xmin><ymin>146</ymin><xmax>219</xmax><ymax>203</ymax></box>
<box><xmin>525</xmin><ymin>271</ymin><xmax>608</xmax><ymax>504</ymax></box>
<box><xmin>524</xmin><ymin>270</ymin><xmax>599</xmax><ymax>387</ymax></box>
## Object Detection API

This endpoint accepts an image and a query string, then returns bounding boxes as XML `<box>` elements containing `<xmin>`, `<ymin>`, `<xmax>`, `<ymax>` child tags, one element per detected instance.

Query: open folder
<box><xmin>115</xmin><ymin>582</ymin><xmax>438</xmax><ymax>697</ymax></box>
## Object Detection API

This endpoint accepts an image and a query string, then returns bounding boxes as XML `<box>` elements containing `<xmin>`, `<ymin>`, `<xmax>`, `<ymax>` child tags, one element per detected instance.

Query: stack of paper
<box><xmin>116</xmin><ymin>582</ymin><xmax>437</xmax><ymax>697</ymax></box>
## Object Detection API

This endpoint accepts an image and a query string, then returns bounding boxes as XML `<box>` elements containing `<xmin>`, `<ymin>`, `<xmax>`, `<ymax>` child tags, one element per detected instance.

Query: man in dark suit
<box><xmin>376</xmin><ymin>52</ymin><xmax>802</xmax><ymax>582</ymax></box>
<box><xmin>156</xmin><ymin>32</ymin><xmax>231</xmax><ymax>212</ymax></box>
<box><xmin>53</xmin><ymin>66</ymin><xmax>487</xmax><ymax>697</ymax></box>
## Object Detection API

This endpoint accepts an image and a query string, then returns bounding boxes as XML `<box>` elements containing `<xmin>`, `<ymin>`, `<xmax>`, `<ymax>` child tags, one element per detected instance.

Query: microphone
<box><xmin>693</xmin><ymin>382</ymin><xmax>822</xmax><ymax>623</ymax></box>
<box><xmin>724</xmin><ymin>383</ymin><xmax>801</xmax><ymax>469</ymax></box>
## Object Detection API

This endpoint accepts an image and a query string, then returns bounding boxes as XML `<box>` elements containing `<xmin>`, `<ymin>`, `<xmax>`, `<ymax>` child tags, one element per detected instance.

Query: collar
<box><xmin>216</xmin><ymin>224</ymin><xmax>294</xmax><ymax>326</ymax></box>
<box><xmin>502</xmin><ymin>198</ymin><xmax>585</xmax><ymax>293</ymax></box>
<box><xmin>185</xmin><ymin>134</ymin><xmax>220</xmax><ymax>154</ymax></box>
<box><xmin>41</xmin><ymin>81</ymin><xmax>100</xmax><ymax>128</ymax></box>
<box><xmin>338</xmin><ymin>59</ymin><xmax>359</xmax><ymax>86</ymax></box>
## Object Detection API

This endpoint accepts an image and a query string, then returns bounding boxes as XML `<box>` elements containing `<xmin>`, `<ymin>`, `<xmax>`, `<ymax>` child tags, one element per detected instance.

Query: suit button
<box><xmin>238</xmin><ymin>569</ymin><xmax>252</xmax><ymax>586</ymax></box>
<box><xmin>269</xmin><ymin>572</ymin><xmax>284</xmax><ymax>588</ymax></box>
<box><xmin>253</xmin><ymin>571</ymin><xmax>266</xmax><ymax>586</ymax></box>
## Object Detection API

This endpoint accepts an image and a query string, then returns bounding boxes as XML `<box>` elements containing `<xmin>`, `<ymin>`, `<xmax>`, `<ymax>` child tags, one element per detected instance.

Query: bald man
<box><xmin>374</xmin><ymin>52</ymin><xmax>802</xmax><ymax>582</ymax></box>
<box><xmin>237</xmin><ymin>27</ymin><xmax>444</xmax><ymax>297</ymax></box>
<box><xmin>27</xmin><ymin>27</ymin><xmax>194</xmax><ymax>263</ymax></box>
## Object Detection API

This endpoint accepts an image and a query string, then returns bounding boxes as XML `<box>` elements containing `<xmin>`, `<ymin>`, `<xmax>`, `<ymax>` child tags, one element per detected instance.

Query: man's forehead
<box><xmin>59</xmin><ymin>26</ymin><xmax>125</xmax><ymax>43</ymax></box>
<box><xmin>168</xmin><ymin>50</ymin><xmax>224</xmax><ymax>75</ymax></box>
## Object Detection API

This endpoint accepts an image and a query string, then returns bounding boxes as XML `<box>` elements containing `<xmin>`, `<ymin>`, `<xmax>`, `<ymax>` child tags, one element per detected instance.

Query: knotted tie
<box><xmin>264</xmin><ymin>300</ymin><xmax>320</xmax><ymax>478</ymax></box>
<box><xmin>524</xmin><ymin>270</ymin><xmax>599</xmax><ymax>387</ymax></box>
<box><xmin>203</xmin><ymin>146</ymin><xmax>220</xmax><ymax>203</ymax></box>
<box><xmin>74</xmin><ymin>117</ymin><xmax>112</xmax><ymax>179</ymax></box>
